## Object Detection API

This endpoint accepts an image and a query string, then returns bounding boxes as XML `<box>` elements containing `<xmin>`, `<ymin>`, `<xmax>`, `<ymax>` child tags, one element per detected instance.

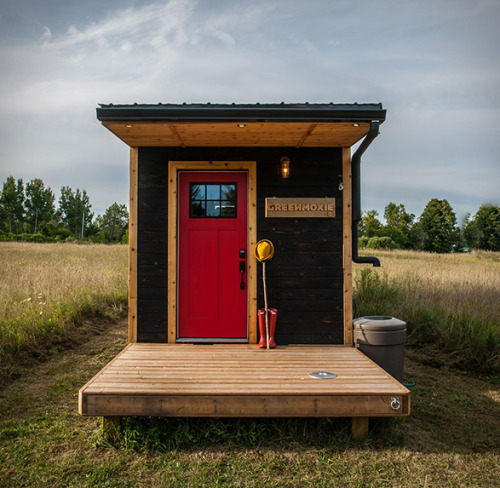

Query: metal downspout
<box><xmin>352</xmin><ymin>121</ymin><xmax>381</xmax><ymax>267</ymax></box>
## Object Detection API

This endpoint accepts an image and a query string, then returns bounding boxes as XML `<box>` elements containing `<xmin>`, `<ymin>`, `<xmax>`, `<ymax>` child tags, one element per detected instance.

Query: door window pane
<box><xmin>221</xmin><ymin>184</ymin><xmax>236</xmax><ymax>201</ymax></box>
<box><xmin>206</xmin><ymin>185</ymin><xmax>220</xmax><ymax>200</ymax></box>
<box><xmin>191</xmin><ymin>200</ymin><xmax>206</xmax><ymax>217</ymax></box>
<box><xmin>190</xmin><ymin>183</ymin><xmax>237</xmax><ymax>218</ymax></box>
<box><xmin>191</xmin><ymin>184</ymin><xmax>205</xmax><ymax>201</ymax></box>
<box><xmin>221</xmin><ymin>201</ymin><xmax>235</xmax><ymax>217</ymax></box>
<box><xmin>206</xmin><ymin>201</ymin><xmax>220</xmax><ymax>217</ymax></box>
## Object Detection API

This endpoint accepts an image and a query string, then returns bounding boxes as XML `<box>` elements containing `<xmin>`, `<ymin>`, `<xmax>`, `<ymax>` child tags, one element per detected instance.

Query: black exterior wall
<box><xmin>137</xmin><ymin>147</ymin><xmax>344</xmax><ymax>344</ymax></box>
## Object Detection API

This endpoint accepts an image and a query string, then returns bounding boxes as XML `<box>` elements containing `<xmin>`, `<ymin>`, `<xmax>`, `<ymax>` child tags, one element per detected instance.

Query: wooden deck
<box><xmin>79</xmin><ymin>344</ymin><xmax>409</xmax><ymax>437</ymax></box>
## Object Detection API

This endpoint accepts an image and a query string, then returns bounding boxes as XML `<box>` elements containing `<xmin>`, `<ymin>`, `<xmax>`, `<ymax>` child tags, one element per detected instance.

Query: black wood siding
<box><xmin>137</xmin><ymin>147</ymin><xmax>344</xmax><ymax>344</ymax></box>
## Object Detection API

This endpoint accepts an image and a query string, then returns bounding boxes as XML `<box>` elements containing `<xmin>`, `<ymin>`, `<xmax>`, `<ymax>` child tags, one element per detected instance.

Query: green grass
<box><xmin>1</xmin><ymin>317</ymin><xmax>499</xmax><ymax>487</ymax></box>
<box><xmin>1</xmin><ymin>246</ymin><xmax>499</xmax><ymax>486</ymax></box>
<box><xmin>0</xmin><ymin>242</ymin><xmax>127</xmax><ymax>363</ymax></box>
<box><xmin>115</xmin><ymin>417</ymin><xmax>354</xmax><ymax>452</ymax></box>
<box><xmin>353</xmin><ymin>250</ymin><xmax>500</xmax><ymax>374</ymax></box>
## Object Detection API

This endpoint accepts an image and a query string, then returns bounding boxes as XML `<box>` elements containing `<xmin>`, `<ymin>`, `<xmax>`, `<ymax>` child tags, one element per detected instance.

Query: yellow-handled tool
<box><xmin>254</xmin><ymin>239</ymin><xmax>274</xmax><ymax>349</ymax></box>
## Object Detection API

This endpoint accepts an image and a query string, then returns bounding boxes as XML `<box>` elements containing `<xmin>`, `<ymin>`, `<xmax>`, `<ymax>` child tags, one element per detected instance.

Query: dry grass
<box><xmin>0</xmin><ymin>246</ymin><xmax>499</xmax><ymax>486</ymax></box>
<box><xmin>354</xmin><ymin>250</ymin><xmax>500</xmax><ymax>372</ymax></box>
<box><xmin>0</xmin><ymin>242</ymin><xmax>127</xmax><ymax>357</ymax></box>
<box><xmin>356</xmin><ymin>249</ymin><xmax>500</xmax><ymax>319</ymax></box>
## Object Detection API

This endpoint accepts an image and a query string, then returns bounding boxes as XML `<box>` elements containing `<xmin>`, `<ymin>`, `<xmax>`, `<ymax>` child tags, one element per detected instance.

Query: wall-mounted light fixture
<box><xmin>280</xmin><ymin>156</ymin><xmax>290</xmax><ymax>178</ymax></box>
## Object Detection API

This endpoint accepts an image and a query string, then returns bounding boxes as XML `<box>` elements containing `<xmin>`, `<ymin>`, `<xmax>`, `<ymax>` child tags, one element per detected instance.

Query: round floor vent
<box><xmin>309</xmin><ymin>371</ymin><xmax>336</xmax><ymax>379</ymax></box>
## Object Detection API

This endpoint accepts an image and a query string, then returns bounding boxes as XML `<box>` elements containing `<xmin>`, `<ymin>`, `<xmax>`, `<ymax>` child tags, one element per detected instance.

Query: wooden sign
<box><xmin>265</xmin><ymin>198</ymin><xmax>335</xmax><ymax>218</ymax></box>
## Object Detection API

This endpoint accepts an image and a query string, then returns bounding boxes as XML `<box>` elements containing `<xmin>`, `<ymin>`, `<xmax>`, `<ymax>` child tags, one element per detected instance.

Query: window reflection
<box><xmin>190</xmin><ymin>183</ymin><xmax>236</xmax><ymax>218</ymax></box>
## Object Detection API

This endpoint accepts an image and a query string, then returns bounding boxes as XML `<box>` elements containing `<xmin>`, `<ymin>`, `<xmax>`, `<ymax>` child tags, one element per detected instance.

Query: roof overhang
<box><xmin>96</xmin><ymin>103</ymin><xmax>386</xmax><ymax>148</ymax></box>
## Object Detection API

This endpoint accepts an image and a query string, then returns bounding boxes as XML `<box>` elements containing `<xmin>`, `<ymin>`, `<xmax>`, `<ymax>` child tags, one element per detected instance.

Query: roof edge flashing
<box><xmin>96</xmin><ymin>103</ymin><xmax>386</xmax><ymax>124</ymax></box>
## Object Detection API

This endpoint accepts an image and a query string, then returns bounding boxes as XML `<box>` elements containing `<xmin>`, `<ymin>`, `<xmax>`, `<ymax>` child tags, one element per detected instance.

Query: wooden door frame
<box><xmin>167</xmin><ymin>161</ymin><xmax>258</xmax><ymax>344</ymax></box>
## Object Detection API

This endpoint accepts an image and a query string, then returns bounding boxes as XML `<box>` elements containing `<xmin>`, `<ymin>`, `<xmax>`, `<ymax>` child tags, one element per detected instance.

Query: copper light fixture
<box><xmin>280</xmin><ymin>156</ymin><xmax>290</xmax><ymax>178</ymax></box>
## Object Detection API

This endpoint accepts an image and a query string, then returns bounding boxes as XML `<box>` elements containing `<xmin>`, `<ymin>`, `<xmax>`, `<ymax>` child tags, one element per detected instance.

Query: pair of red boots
<box><xmin>258</xmin><ymin>308</ymin><xmax>277</xmax><ymax>348</ymax></box>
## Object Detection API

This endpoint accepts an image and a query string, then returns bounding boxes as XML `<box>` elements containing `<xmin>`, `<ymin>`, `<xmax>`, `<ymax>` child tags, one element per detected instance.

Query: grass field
<box><xmin>0</xmin><ymin>243</ymin><xmax>499</xmax><ymax>486</ymax></box>
<box><xmin>354</xmin><ymin>249</ymin><xmax>500</xmax><ymax>373</ymax></box>
<box><xmin>1</xmin><ymin>242</ymin><xmax>497</xmax><ymax>373</ymax></box>
<box><xmin>0</xmin><ymin>242</ymin><xmax>127</xmax><ymax>363</ymax></box>
<box><xmin>0</xmin><ymin>317</ymin><xmax>498</xmax><ymax>487</ymax></box>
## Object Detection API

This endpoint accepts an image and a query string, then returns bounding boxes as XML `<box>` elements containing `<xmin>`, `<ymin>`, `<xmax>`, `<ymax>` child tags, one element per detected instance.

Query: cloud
<box><xmin>0</xmin><ymin>0</ymin><xmax>499</xmax><ymax>217</ymax></box>
<box><xmin>1</xmin><ymin>0</ymin><xmax>280</xmax><ymax>116</ymax></box>
<box><xmin>39</xmin><ymin>0</ymin><xmax>254</xmax><ymax>54</ymax></box>
<box><xmin>0</xmin><ymin>0</ymin><xmax>279</xmax><ymax>213</ymax></box>
<box><xmin>40</xmin><ymin>26</ymin><xmax>51</xmax><ymax>44</ymax></box>
<box><xmin>52</xmin><ymin>0</ymin><xmax>196</xmax><ymax>49</ymax></box>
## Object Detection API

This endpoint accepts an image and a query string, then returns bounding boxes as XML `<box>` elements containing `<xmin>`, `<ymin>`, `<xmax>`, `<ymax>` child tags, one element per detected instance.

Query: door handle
<box><xmin>239</xmin><ymin>261</ymin><xmax>245</xmax><ymax>290</ymax></box>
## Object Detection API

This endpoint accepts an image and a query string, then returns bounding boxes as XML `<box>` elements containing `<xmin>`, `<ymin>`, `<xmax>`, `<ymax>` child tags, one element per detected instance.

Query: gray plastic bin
<box><xmin>353</xmin><ymin>316</ymin><xmax>407</xmax><ymax>381</ymax></box>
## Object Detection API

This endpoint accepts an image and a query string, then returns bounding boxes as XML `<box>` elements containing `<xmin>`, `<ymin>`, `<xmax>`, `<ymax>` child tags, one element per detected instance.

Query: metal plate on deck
<box><xmin>309</xmin><ymin>371</ymin><xmax>337</xmax><ymax>379</ymax></box>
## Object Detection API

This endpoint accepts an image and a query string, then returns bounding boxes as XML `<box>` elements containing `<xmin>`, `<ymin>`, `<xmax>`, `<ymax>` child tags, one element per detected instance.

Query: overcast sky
<box><xmin>0</xmin><ymin>0</ymin><xmax>498</xmax><ymax>221</ymax></box>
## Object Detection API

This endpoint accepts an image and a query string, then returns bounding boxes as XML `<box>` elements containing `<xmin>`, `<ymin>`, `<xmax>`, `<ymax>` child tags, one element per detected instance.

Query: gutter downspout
<box><xmin>352</xmin><ymin>120</ymin><xmax>381</xmax><ymax>267</ymax></box>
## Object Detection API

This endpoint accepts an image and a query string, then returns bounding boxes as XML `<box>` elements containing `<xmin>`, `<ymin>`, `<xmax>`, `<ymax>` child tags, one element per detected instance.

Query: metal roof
<box><xmin>96</xmin><ymin>102</ymin><xmax>386</xmax><ymax>123</ymax></box>
<box><xmin>96</xmin><ymin>102</ymin><xmax>386</xmax><ymax>148</ymax></box>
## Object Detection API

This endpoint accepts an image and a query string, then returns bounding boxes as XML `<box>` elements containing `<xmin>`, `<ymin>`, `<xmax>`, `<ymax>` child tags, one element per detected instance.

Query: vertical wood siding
<box><xmin>256</xmin><ymin>149</ymin><xmax>343</xmax><ymax>344</ymax></box>
<box><xmin>137</xmin><ymin>150</ymin><xmax>169</xmax><ymax>342</ymax></box>
<box><xmin>137</xmin><ymin>147</ymin><xmax>343</xmax><ymax>344</ymax></box>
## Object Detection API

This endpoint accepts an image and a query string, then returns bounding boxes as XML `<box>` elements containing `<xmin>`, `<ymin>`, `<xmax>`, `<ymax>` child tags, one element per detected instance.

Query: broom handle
<box><xmin>263</xmin><ymin>261</ymin><xmax>269</xmax><ymax>349</ymax></box>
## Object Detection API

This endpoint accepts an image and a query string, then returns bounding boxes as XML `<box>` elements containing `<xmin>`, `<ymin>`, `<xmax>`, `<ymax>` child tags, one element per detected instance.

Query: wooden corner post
<box><xmin>128</xmin><ymin>147</ymin><xmax>138</xmax><ymax>343</ymax></box>
<box><xmin>351</xmin><ymin>417</ymin><xmax>369</xmax><ymax>440</ymax></box>
<box><xmin>342</xmin><ymin>147</ymin><xmax>353</xmax><ymax>346</ymax></box>
<box><xmin>102</xmin><ymin>416</ymin><xmax>121</xmax><ymax>443</ymax></box>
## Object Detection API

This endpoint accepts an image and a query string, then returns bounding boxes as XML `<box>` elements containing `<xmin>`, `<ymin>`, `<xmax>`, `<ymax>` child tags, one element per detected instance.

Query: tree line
<box><xmin>1</xmin><ymin>176</ymin><xmax>498</xmax><ymax>252</ymax></box>
<box><xmin>359</xmin><ymin>198</ymin><xmax>500</xmax><ymax>252</ymax></box>
<box><xmin>0</xmin><ymin>176</ymin><xmax>128</xmax><ymax>243</ymax></box>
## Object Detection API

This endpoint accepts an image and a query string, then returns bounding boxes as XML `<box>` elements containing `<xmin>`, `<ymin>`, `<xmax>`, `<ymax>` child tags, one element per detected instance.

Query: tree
<box><xmin>58</xmin><ymin>186</ymin><xmax>94</xmax><ymax>237</ymax></box>
<box><xmin>24</xmin><ymin>178</ymin><xmax>56</xmax><ymax>233</ymax></box>
<box><xmin>464</xmin><ymin>205</ymin><xmax>500</xmax><ymax>251</ymax></box>
<box><xmin>0</xmin><ymin>176</ymin><xmax>25</xmax><ymax>233</ymax></box>
<box><xmin>359</xmin><ymin>209</ymin><xmax>382</xmax><ymax>237</ymax></box>
<box><xmin>96</xmin><ymin>203</ymin><xmax>129</xmax><ymax>243</ymax></box>
<box><xmin>382</xmin><ymin>202</ymin><xmax>415</xmax><ymax>248</ymax></box>
<box><xmin>414</xmin><ymin>198</ymin><xmax>460</xmax><ymax>253</ymax></box>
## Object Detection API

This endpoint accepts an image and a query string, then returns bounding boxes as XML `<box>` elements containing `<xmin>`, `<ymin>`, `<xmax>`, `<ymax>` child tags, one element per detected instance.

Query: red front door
<box><xmin>178</xmin><ymin>171</ymin><xmax>248</xmax><ymax>339</ymax></box>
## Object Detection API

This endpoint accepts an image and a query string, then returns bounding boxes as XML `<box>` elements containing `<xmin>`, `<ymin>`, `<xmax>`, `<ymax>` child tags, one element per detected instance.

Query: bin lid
<box><xmin>353</xmin><ymin>316</ymin><xmax>406</xmax><ymax>331</ymax></box>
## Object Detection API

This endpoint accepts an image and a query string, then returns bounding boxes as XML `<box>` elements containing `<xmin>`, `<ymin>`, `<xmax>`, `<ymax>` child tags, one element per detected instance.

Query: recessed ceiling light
<box><xmin>237</xmin><ymin>124</ymin><xmax>246</xmax><ymax>128</ymax></box>
<box><xmin>125</xmin><ymin>124</ymin><xmax>132</xmax><ymax>128</ymax></box>
<box><xmin>353</xmin><ymin>123</ymin><xmax>360</xmax><ymax>127</ymax></box>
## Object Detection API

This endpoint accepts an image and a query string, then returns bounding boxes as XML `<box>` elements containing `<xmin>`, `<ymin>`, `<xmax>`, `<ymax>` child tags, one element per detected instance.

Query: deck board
<box><xmin>79</xmin><ymin>344</ymin><xmax>410</xmax><ymax>418</ymax></box>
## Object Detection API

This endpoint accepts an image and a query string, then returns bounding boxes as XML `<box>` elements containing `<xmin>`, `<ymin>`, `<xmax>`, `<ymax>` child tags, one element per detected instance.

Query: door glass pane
<box><xmin>191</xmin><ymin>184</ymin><xmax>205</xmax><ymax>201</ymax></box>
<box><xmin>190</xmin><ymin>182</ymin><xmax>237</xmax><ymax>218</ymax></box>
<box><xmin>206</xmin><ymin>201</ymin><xmax>220</xmax><ymax>217</ymax></box>
<box><xmin>221</xmin><ymin>201</ymin><xmax>236</xmax><ymax>217</ymax></box>
<box><xmin>221</xmin><ymin>184</ymin><xmax>236</xmax><ymax>201</ymax></box>
<box><xmin>191</xmin><ymin>200</ymin><xmax>206</xmax><ymax>217</ymax></box>
<box><xmin>206</xmin><ymin>185</ymin><xmax>220</xmax><ymax>200</ymax></box>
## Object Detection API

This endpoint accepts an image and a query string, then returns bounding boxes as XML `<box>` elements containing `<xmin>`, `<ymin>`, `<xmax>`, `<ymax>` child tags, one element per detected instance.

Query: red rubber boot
<box><xmin>258</xmin><ymin>308</ymin><xmax>266</xmax><ymax>348</ymax></box>
<box><xmin>268</xmin><ymin>308</ymin><xmax>277</xmax><ymax>348</ymax></box>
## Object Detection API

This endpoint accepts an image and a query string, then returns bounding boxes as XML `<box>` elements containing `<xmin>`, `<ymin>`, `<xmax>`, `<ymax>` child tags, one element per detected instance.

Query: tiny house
<box><xmin>79</xmin><ymin>103</ymin><xmax>410</xmax><ymax>439</ymax></box>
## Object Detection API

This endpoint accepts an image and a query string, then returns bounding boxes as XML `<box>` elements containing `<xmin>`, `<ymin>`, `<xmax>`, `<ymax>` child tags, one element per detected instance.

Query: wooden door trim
<box><xmin>168</xmin><ymin>161</ymin><xmax>258</xmax><ymax>344</ymax></box>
